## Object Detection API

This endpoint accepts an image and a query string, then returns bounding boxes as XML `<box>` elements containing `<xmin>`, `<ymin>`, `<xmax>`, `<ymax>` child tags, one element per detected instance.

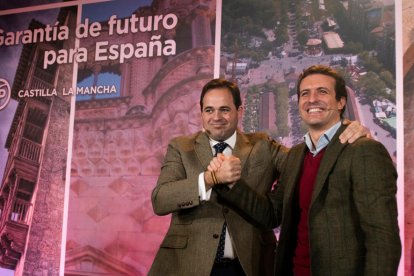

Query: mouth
<box><xmin>210</xmin><ymin>122</ymin><xmax>227</xmax><ymax>127</ymax></box>
<box><xmin>307</xmin><ymin>107</ymin><xmax>324</xmax><ymax>113</ymax></box>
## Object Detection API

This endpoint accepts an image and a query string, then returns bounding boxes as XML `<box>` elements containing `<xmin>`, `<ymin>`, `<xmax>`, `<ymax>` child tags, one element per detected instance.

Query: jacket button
<box><xmin>223</xmin><ymin>207</ymin><xmax>229</xmax><ymax>213</ymax></box>
<box><xmin>213</xmin><ymin>234</ymin><xmax>219</xmax><ymax>239</ymax></box>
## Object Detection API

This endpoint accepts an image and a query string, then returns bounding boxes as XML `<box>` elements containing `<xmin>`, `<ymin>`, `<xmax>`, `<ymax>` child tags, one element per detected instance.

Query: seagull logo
<box><xmin>0</xmin><ymin>78</ymin><xmax>11</xmax><ymax>111</ymax></box>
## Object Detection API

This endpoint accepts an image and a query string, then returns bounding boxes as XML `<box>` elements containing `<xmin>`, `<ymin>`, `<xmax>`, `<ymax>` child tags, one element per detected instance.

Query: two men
<box><xmin>150</xmin><ymin>76</ymin><xmax>368</xmax><ymax>276</ymax></box>
<box><xmin>212</xmin><ymin>65</ymin><xmax>401</xmax><ymax>275</ymax></box>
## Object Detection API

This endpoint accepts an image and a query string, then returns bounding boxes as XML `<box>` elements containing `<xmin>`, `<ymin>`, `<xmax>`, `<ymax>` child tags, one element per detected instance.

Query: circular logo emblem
<box><xmin>0</xmin><ymin>78</ymin><xmax>11</xmax><ymax>111</ymax></box>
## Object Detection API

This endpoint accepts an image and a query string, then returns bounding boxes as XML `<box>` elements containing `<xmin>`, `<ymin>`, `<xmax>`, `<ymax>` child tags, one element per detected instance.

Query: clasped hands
<box><xmin>205</xmin><ymin>154</ymin><xmax>241</xmax><ymax>187</ymax></box>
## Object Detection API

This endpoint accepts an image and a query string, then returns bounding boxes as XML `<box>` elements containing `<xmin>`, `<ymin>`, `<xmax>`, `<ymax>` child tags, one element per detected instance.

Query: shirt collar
<box><xmin>304</xmin><ymin>121</ymin><xmax>341</xmax><ymax>156</ymax></box>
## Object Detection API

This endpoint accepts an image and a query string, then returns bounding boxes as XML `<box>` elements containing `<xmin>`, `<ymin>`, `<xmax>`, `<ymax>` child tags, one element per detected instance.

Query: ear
<box><xmin>199</xmin><ymin>103</ymin><xmax>204</xmax><ymax>118</ymax></box>
<box><xmin>237</xmin><ymin>105</ymin><xmax>244</xmax><ymax>119</ymax></box>
<box><xmin>337</xmin><ymin>97</ymin><xmax>346</xmax><ymax>110</ymax></box>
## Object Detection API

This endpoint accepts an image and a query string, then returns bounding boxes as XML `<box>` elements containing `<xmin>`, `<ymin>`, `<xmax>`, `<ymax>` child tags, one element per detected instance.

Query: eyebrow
<box><xmin>204</xmin><ymin>104</ymin><xmax>231</xmax><ymax>108</ymax></box>
<box><xmin>203</xmin><ymin>105</ymin><xmax>231</xmax><ymax>110</ymax></box>
<box><xmin>300</xmin><ymin>86</ymin><xmax>331</xmax><ymax>93</ymax></box>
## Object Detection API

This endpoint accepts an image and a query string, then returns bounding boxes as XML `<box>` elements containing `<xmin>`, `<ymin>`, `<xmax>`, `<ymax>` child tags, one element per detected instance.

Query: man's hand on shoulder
<box><xmin>340</xmin><ymin>119</ymin><xmax>372</xmax><ymax>144</ymax></box>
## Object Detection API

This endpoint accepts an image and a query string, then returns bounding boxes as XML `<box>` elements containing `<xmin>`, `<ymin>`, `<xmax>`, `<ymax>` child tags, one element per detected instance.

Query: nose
<box><xmin>212</xmin><ymin>110</ymin><xmax>222</xmax><ymax>120</ymax></box>
<box><xmin>308</xmin><ymin>91</ymin><xmax>317</xmax><ymax>102</ymax></box>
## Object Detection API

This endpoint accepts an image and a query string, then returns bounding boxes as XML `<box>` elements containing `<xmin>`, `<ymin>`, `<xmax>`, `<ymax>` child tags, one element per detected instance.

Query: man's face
<box><xmin>298</xmin><ymin>74</ymin><xmax>345</xmax><ymax>131</ymax></box>
<box><xmin>201</xmin><ymin>88</ymin><xmax>242</xmax><ymax>141</ymax></box>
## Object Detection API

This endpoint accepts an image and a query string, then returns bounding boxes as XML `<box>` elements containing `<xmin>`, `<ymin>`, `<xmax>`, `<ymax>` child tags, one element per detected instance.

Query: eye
<box><xmin>220</xmin><ymin>107</ymin><xmax>231</xmax><ymax>113</ymax></box>
<box><xmin>300</xmin><ymin>90</ymin><xmax>308</xmax><ymax>97</ymax></box>
<box><xmin>204</xmin><ymin>108</ymin><xmax>214</xmax><ymax>114</ymax></box>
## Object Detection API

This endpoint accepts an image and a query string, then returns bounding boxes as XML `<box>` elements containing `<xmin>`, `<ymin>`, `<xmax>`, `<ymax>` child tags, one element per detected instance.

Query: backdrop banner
<box><xmin>0</xmin><ymin>0</ymin><xmax>408</xmax><ymax>275</ymax></box>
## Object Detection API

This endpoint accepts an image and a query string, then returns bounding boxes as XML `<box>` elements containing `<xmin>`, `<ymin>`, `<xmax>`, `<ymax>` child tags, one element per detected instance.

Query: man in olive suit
<box><xmin>211</xmin><ymin>66</ymin><xmax>401</xmax><ymax>275</ymax></box>
<box><xmin>149</xmin><ymin>78</ymin><xmax>368</xmax><ymax>276</ymax></box>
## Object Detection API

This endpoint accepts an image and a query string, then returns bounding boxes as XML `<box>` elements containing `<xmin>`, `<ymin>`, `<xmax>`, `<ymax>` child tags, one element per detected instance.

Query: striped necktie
<box><xmin>214</xmin><ymin>142</ymin><xmax>228</xmax><ymax>156</ymax></box>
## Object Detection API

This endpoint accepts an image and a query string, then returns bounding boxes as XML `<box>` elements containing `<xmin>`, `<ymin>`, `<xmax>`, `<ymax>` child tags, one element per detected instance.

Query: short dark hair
<box><xmin>296</xmin><ymin>65</ymin><xmax>347</xmax><ymax>117</ymax></box>
<box><xmin>200</xmin><ymin>79</ymin><xmax>242</xmax><ymax>110</ymax></box>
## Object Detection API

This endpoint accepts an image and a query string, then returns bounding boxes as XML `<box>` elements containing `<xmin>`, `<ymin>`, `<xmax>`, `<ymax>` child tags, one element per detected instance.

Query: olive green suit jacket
<box><xmin>217</xmin><ymin>125</ymin><xmax>401</xmax><ymax>276</ymax></box>
<box><xmin>149</xmin><ymin>131</ymin><xmax>288</xmax><ymax>276</ymax></box>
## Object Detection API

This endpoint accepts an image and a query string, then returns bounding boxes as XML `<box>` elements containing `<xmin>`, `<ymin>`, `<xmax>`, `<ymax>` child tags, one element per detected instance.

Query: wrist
<box><xmin>204</xmin><ymin>171</ymin><xmax>215</xmax><ymax>189</ymax></box>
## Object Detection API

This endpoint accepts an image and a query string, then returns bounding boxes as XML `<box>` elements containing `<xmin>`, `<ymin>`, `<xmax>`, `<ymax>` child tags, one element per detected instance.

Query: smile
<box><xmin>308</xmin><ymin>108</ymin><xmax>323</xmax><ymax>113</ymax></box>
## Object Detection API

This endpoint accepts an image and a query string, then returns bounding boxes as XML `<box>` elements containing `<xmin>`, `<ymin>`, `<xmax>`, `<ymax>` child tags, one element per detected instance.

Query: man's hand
<box><xmin>340</xmin><ymin>119</ymin><xmax>372</xmax><ymax>144</ymax></box>
<box><xmin>208</xmin><ymin>154</ymin><xmax>225</xmax><ymax>172</ymax></box>
<box><xmin>208</xmin><ymin>154</ymin><xmax>241</xmax><ymax>184</ymax></box>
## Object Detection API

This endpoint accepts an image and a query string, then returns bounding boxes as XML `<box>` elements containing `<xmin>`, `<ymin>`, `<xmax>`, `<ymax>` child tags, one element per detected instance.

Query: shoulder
<box><xmin>348</xmin><ymin>136</ymin><xmax>386</xmax><ymax>150</ymax></box>
<box><xmin>344</xmin><ymin>137</ymin><xmax>393</xmax><ymax>159</ymax></box>
<box><xmin>239</xmin><ymin>131</ymin><xmax>290</xmax><ymax>157</ymax></box>
<box><xmin>239</xmin><ymin>131</ymin><xmax>280</xmax><ymax>150</ymax></box>
<box><xmin>239</xmin><ymin>131</ymin><xmax>272</xmax><ymax>143</ymax></box>
<box><xmin>168</xmin><ymin>131</ymin><xmax>204</xmax><ymax>149</ymax></box>
<box><xmin>170</xmin><ymin>131</ymin><xmax>201</xmax><ymax>143</ymax></box>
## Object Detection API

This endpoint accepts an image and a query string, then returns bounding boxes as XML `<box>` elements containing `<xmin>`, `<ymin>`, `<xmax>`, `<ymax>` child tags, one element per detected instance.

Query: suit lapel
<box><xmin>310</xmin><ymin>124</ymin><xmax>348</xmax><ymax>206</ymax></box>
<box><xmin>232</xmin><ymin>131</ymin><xmax>252</xmax><ymax>171</ymax></box>
<box><xmin>195</xmin><ymin>131</ymin><xmax>214</xmax><ymax>169</ymax></box>
<box><xmin>284</xmin><ymin>144</ymin><xmax>307</xmax><ymax>201</ymax></box>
